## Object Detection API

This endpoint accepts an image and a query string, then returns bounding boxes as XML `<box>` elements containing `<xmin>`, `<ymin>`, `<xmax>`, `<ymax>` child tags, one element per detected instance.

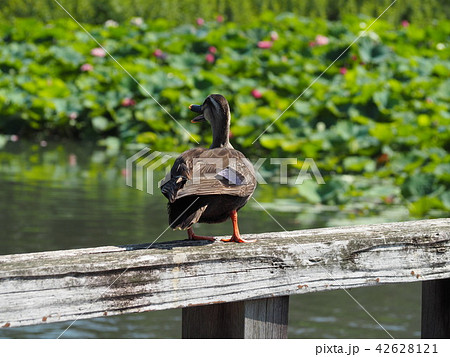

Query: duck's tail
<box><xmin>167</xmin><ymin>196</ymin><xmax>207</xmax><ymax>230</ymax></box>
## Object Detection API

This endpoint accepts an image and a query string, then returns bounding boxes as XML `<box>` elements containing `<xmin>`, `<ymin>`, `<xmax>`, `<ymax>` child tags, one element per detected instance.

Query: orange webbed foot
<box><xmin>221</xmin><ymin>235</ymin><xmax>256</xmax><ymax>243</ymax></box>
<box><xmin>221</xmin><ymin>210</ymin><xmax>257</xmax><ymax>243</ymax></box>
<box><xmin>187</xmin><ymin>228</ymin><xmax>216</xmax><ymax>242</ymax></box>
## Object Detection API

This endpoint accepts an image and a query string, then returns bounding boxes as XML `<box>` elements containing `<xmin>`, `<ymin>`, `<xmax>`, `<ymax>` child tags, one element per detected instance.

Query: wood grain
<box><xmin>422</xmin><ymin>278</ymin><xmax>450</xmax><ymax>338</ymax></box>
<box><xmin>182</xmin><ymin>296</ymin><xmax>289</xmax><ymax>338</ymax></box>
<box><xmin>0</xmin><ymin>218</ymin><xmax>449</xmax><ymax>328</ymax></box>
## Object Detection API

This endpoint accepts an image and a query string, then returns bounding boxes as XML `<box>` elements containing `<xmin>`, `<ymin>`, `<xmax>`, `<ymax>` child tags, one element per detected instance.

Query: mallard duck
<box><xmin>160</xmin><ymin>94</ymin><xmax>256</xmax><ymax>243</ymax></box>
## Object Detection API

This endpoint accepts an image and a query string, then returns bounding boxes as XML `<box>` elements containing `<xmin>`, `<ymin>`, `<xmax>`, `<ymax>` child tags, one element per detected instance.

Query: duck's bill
<box><xmin>189</xmin><ymin>104</ymin><xmax>205</xmax><ymax>123</ymax></box>
<box><xmin>189</xmin><ymin>104</ymin><xmax>202</xmax><ymax>113</ymax></box>
<box><xmin>191</xmin><ymin>114</ymin><xmax>206</xmax><ymax>123</ymax></box>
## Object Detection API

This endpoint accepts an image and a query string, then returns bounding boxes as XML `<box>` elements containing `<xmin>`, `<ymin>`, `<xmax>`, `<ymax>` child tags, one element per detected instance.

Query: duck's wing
<box><xmin>160</xmin><ymin>148</ymin><xmax>206</xmax><ymax>203</ymax></box>
<box><xmin>173</xmin><ymin>148</ymin><xmax>257</xmax><ymax>200</ymax></box>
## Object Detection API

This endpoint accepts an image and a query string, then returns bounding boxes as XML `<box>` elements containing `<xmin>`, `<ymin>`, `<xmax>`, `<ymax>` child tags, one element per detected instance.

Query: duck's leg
<box><xmin>187</xmin><ymin>227</ymin><xmax>216</xmax><ymax>242</ymax></box>
<box><xmin>221</xmin><ymin>210</ymin><xmax>256</xmax><ymax>243</ymax></box>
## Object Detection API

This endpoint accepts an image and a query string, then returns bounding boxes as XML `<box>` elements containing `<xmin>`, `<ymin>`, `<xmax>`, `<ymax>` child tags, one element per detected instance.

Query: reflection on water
<box><xmin>0</xmin><ymin>142</ymin><xmax>427</xmax><ymax>338</ymax></box>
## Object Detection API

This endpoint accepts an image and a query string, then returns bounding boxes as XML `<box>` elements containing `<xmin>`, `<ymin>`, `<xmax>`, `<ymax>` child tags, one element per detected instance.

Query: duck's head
<box><xmin>189</xmin><ymin>94</ymin><xmax>232</xmax><ymax>148</ymax></box>
<box><xmin>189</xmin><ymin>94</ymin><xmax>230</xmax><ymax>125</ymax></box>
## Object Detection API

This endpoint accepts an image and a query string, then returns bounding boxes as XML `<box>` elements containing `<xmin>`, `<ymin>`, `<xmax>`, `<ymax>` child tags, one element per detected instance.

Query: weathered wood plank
<box><xmin>422</xmin><ymin>278</ymin><xmax>450</xmax><ymax>338</ymax></box>
<box><xmin>0</xmin><ymin>218</ymin><xmax>449</xmax><ymax>328</ymax></box>
<box><xmin>182</xmin><ymin>296</ymin><xmax>289</xmax><ymax>338</ymax></box>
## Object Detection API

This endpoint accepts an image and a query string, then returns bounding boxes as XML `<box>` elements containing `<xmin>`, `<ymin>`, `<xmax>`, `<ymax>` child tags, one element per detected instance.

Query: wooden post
<box><xmin>182</xmin><ymin>296</ymin><xmax>289</xmax><ymax>339</ymax></box>
<box><xmin>422</xmin><ymin>278</ymin><xmax>450</xmax><ymax>338</ymax></box>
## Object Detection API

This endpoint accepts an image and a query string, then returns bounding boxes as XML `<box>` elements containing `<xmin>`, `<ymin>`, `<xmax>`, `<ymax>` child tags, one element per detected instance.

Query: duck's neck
<box><xmin>210</xmin><ymin>117</ymin><xmax>233</xmax><ymax>149</ymax></box>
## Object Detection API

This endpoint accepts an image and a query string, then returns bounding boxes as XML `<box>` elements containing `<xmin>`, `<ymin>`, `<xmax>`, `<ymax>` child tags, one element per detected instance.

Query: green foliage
<box><xmin>0</xmin><ymin>0</ymin><xmax>448</xmax><ymax>25</ymax></box>
<box><xmin>0</xmin><ymin>14</ymin><xmax>449</xmax><ymax>217</ymax></box>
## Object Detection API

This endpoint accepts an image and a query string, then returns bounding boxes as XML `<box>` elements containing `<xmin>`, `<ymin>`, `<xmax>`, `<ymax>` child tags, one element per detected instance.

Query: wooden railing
<box><xmin>1</xmin><ymin>219</ymin><xmax>449</xmax><ymax>338</ymax></box>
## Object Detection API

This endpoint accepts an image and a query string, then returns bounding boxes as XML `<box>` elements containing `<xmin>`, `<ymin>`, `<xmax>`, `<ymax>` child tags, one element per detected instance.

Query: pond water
<box><xmin>0</xmin><ymin>141</ymin><xmax>428</xmax><ymax>338</ymax></box>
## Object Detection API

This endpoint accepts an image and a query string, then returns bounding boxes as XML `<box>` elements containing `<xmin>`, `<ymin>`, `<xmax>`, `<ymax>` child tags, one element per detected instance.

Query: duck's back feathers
<box><xmin>161</xmin><ymin>147</ymin><xmax>256</xmax><ymax>202</ymax></box>
<box><xmin>160</xmin><ymin>147</ymin><xmax>256</xmax><ymax>229</ymax></box>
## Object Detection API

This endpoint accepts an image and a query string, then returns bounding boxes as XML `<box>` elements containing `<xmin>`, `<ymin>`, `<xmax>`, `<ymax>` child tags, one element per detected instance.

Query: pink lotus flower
<box><xmin>153</xmin><ymin>49</ymin><xmax>165</xmax><ymax>59</ymax></box>
<box><xmin>216</xmin><ymin>15</ymin><xmax>224</xmax><ymax>23</ymax></box>
<box><xmin>69</xmin><ymin>154</ymin><xmax>77</xmax><ymax>167</ymax></box>
<box><xmin>401</xmin><ymin>20</ymin><xmax>409</xmax><ymax>28</ymax></box>
<box><xmin>69</xmin><ymin>112</ymin><xmax>78</xmax><ymax>120</ymax></box>
<box><xmin>196</xmin><ymin>18</ymin><xmax>205</xmax><ymax>26</ymax></box>
<box><xmin>208</xmin><ymin>46</ymin><xmax>217</xmax><ymax>54</ymax></box>
<box><xmin>40</xmin><ymin>140</ymin><xmax>48</xmax><ymax>147</ymax></box>
<box><xmin>10</xmin><ymin>135</ymin><xmax>19</xmax><ymax>142</ymax></box>
<box><xmin>205</xmin><ymin>53</ymin><xmax>215</xmax><ymax>63</ymax></box>
<box><xmin>270</xmin><ymin>31</ymin><xmax>279</xmax><ymax>41</ymax></box>
<box><xmin>315</xmin><ymin>35</ymin><xmax>329</xmax><ymax>46</ymax></box>
<box><xmin>257</xmin><ymin>41</ymin><xmax>272</xmax><ymax>49</ymax></box>
<box><xmin>251</xmin><ymin>89</ymin><xmax>262</xmax><ymax>99</ymax></box>
<box><xmin>80</xmin><ymin>63</ymin><xmax>93</xmax><ymax>72</ymax></box>
<box><xmin>339</xmin><ymin>67</ymin><xmax>348</xmax><ymax>75</ymax></box>
<box><xmin>122</xmin><ymin>98</ymin><xmax>136</xmax><ymax>107</ymax></box>
<box><xmin>91</xmin><ymin>47</ymin><xmax>106</xmax><ymax>57</ymax></box>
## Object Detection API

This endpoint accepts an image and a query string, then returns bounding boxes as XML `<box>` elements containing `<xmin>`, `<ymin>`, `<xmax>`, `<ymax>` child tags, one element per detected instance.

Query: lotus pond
<box><xmin>0</xmin><ymin>15</ymin><xmax>449</xmax><ymax>217</ymax></box>
<box><xmin>0</xmin><ymin>10</ymin><xmax>448</xmax><ymax>338</ymax></box>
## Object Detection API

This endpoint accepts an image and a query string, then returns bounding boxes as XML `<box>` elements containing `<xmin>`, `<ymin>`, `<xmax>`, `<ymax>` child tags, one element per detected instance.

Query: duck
<box><xmin>160</xmin><ymin>94</ymin><xmax>256</xmax><ymax>243</ymax></box>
